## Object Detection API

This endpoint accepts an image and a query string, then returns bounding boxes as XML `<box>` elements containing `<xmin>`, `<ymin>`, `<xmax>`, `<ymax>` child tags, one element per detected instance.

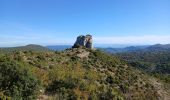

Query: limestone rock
<box><xmin>73</xmin><ymin>35</ymin><xmax>93</xmax><ymax>49</ymax></box>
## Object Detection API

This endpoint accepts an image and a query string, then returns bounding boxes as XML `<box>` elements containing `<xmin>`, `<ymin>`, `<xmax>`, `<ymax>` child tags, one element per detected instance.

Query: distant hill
<box><xmin>149</xmin><ymin>44</ymin><xmax>170</xmax><ymax>49</ymax></box>
<box><xmin>146</xmin><ymin>44</ymin><xmax>170</xmax><ymax>51</ymax></box>
<box><xmin>46</xmin><ymin>45</ymin><xmax>71</xmax><ymax>51</ymax></box>
<box><xmin>99</xmin><ymin>45</ymin><xmax>149</xmax><ymax>53</ymax></box>
<box><xmin>101</xmin><ymin>44</ymin><xmax>170</xmax><ymax>54</ymax></box>
<box><xmin>0</xmin><ymin>44</ymin><xmax>50</xmax><ymax>53</ymax></box>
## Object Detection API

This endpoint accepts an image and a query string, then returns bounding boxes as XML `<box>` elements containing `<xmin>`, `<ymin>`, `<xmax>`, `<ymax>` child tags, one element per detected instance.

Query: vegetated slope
<box><xmin>115</xmin><ymin>50</ymin><xmax>170</xmax><ymax>99</ymax></box>
<box><xmin>0</xmin><ymin>44</ymin><xmax>50</xmax><ymax>53</ymax></box>
<box><xmin>0</xmin><ymin>48</ymin><xmax>164</xmax><ymax>100</ymax></box>
<box><xmin>102</xmin><ymin>44</ymin><xmax>170</xmax><ymax>82</ymax></box>
<box><xmin>116</xmin><ymin>51</ymin><xmax>170</xmax><ymax>76</ymax></box>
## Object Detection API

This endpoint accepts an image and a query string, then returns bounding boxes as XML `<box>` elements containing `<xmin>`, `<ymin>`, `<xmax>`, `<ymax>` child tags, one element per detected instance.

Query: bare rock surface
<box><xmin>73</xmin><ymin>35</ymin><xmax>93</xmax><ymax>49</ymax></box>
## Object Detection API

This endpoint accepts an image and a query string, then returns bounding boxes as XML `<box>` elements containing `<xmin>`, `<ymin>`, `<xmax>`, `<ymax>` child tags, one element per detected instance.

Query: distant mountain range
<box><xmin>0</xmin><ymin>45</ymin><xmax>73</xmax><ymax>52</ymax></box>
<box><xmin>46</xmin><ymin>45</ymin><xmax>71</xmax><ymax>51</ymax></box>
<box><xmin>45</xmin><ymin>44</ymin><xmax>150</xmax><ymax>51</ymax></box>
<box><xmin>0</xmin><ymin>44</ymin><xmax>50</xmax><ymax>53</ymax></box>
<box><xmin>100</xmin><ymin>44</ymin><xmax>170</xmax><ymax>53</ymax></box>
<box><xmin>1</xmin><ymin>44</ymin><xmax>170</xmax><ymax>53</ymax></box>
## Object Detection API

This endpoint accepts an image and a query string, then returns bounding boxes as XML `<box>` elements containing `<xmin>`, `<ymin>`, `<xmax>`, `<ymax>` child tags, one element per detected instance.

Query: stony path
<box><xmin>149</xmin><ymin>78</ymin><xmax>170</xmax><ymax>100</ymax></box>
<box><xmin>37</xmin><ymin>95</ymin><xmax>49</xmax><ymax>100</ymax></box>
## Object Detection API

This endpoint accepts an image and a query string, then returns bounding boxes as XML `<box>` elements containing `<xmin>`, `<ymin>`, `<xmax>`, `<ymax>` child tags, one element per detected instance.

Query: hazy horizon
<box><xmin>0</xmin><ymin>42</ymin><xmax>166</xmax><ymax>48</ymax></box>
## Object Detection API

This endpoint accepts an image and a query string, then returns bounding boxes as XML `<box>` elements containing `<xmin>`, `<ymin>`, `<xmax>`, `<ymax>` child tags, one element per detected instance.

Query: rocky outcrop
<box><xmin>73</xmin><ymin>35</ymin><xmax>93</xmax><ymax>49</ymax></box>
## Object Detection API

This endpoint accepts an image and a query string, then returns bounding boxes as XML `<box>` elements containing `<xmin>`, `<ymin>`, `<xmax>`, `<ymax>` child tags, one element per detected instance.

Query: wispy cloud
<box><xmin>94</xmin><ymin>35</ymin><xmax>170</xmax><ymax>45</ymax></box>
<box><xmin>0</xmin><ymin>34</ymin><xmax>74</xmax><ymax>47</ymax></box>
<box><xmin>1</xmin><ymin>34</ymin><xmax>170</xmax><ymax>47</ymax></box>
<box><xmin>1</xmin><ymin>20</ymin><xmax>170</xmax><ymax>47</ymax></box>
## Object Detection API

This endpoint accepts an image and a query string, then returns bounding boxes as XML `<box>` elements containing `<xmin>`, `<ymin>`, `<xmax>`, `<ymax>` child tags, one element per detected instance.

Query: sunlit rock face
<box><xmin>73</xmin><ymin>35</ymin><xmax>93</xmax><ymax>49</ymax></box>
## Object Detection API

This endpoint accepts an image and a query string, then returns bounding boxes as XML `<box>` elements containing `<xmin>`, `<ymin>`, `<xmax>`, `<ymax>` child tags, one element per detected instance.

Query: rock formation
<box><xmin>73</xmin><ymin>35</ymin><xmax>93</xmax><ymax>49</ymax></box>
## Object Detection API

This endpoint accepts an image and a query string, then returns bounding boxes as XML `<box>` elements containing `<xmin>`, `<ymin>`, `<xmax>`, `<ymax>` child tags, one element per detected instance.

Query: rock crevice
<box><xmin>73</xmin><ymin>35</ymin><xmax>93</xmax><ymax>49</ymax></box>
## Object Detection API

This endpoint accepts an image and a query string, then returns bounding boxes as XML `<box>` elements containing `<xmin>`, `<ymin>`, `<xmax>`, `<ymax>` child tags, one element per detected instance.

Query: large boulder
<box><xmin>73</xmin><ymin>35</ymin><xmax>93</xmax><ymax>49</ymax></box>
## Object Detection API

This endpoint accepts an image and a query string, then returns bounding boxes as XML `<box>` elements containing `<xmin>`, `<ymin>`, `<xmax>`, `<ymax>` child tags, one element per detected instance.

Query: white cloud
<box><xmin>1</xmin><ymin>33</ymin><xmax>170</xmax><ymax>47</ymax></box>
<box><xmin>0</xmin><ymin>33</ymin><xmax>74</xmax><ymax>47</ymax></box>
<box><xmin>94</xmin><ymin>35</ymin><xmax>170</xmax><ymax>45</ymax></box>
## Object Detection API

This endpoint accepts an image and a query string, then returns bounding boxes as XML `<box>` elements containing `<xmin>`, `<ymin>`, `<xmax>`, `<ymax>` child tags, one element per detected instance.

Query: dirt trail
<box><xmin>149</xmin><ymin>78</ymin><xmax>170</xmax><ymax>100</ymax></box>
<box><xmin>37</xmin><ymin>95</ymin><xmax>49</xmax><ymax>100</ymax></box>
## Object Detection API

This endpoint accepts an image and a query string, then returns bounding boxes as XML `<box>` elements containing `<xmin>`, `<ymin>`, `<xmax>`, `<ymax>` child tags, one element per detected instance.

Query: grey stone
<box><xmin>73</xmin><ymin>34</ymin><xmax>93</xmax><ymax>49</ymax></box>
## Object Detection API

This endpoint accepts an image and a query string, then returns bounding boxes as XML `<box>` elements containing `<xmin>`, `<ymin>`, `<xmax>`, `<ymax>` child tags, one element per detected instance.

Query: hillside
<box><xmin>101</xmin><ymin>44</ymin><xmax>170</xmax><ymax>54</ymax></box>
<box><xmin>0</xmin><ymin>47</ymin><xmax>168</xmax><ymax>100</ymax></box>
<box><xmin>146</xmin><ymin>44</ymin><xmax>170</xmax><ymax>52</ymax></box>
<box><xmin>115</xmin><ymin>50</ymin><xmax>170</xmax><ymax>84</ymax></box>
<box><xmin>0</xmin><ymin>44</ymin><xmax>50</xmax><ymax>53</ymax></box>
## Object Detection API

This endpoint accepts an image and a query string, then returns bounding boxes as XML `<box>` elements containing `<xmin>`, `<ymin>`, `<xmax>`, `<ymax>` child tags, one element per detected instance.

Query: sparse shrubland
<box><xmin>0</xmin><ymin>48</ymin><xmax>166</xmax><ymax>99</ymax></box>
<box><xmin>116</xmin><ymin>51</ymin><xmax>170</xmax><ymax>84</ymax></box>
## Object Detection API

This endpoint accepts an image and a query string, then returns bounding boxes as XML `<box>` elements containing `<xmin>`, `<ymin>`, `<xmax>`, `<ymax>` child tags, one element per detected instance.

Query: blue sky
<box><xmin>0</xmin><ymin>0</ymin><xmax>170</xmax><ymax>47</ymax></box>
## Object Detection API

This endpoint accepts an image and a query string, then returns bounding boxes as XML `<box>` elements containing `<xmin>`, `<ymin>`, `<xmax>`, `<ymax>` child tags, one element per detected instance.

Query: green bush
<box><xmin>0</xmin><ymin>92</ymin><xmax>11</xmax><ymax>100</ymax></box>
<box><xmin>0</xmin><ymin>60</ymin><xmax>40</xmax><ymax>99</ymax></box>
